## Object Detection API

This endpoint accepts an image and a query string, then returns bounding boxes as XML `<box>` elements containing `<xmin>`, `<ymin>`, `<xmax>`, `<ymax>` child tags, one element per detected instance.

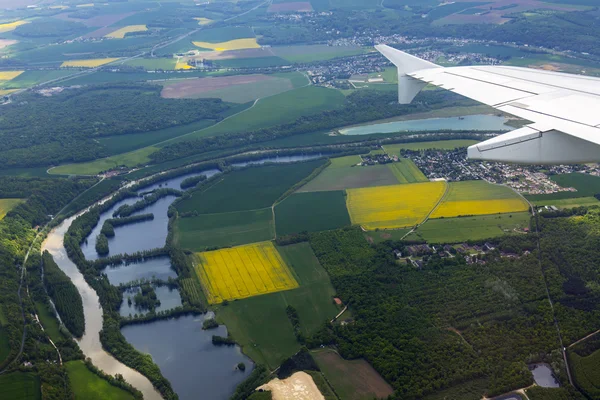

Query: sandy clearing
<box><xmin>0</xmin><ymin>39</ymin><xmax>18</xmax><ymax>50</ymax></box>
<box><xmin>161</xmin><ymin>74</ymin><xmax>275</xmax><ymax>98</ymax></box>
<box><xmin>257</xmin><ymin>372</ymin><xmax>325</xmax><ymax>400</ymax></box>
<box><xmin>268</xmin><ymin>1</ymin><xmax>313</xmax><ymax>12</ymax></box>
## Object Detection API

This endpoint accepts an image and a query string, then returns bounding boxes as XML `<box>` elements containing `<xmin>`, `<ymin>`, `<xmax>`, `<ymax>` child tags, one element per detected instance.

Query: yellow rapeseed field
<box><xmin>0</xmin><ymin>20</ymin><xmax>28</xmax><ymax>33</ymax></box>
<box><xmin>193</xmin><ymin>38</ymin><xmax>260</xmax><ymax>51</ymax></box>
<box><xmin>194</xmin><ymin>17</ymin><xmax>213</xmax><ymax>25</ymax></box>
<box><xmin>105</xmin><ymin>25</ymin><xmax>148</xmax><ymax>39</ymax></box>
<box><xmin>0</xmin><ymin>71</ymin><xmax>24</xmax><ymax>81</ymax></box>
<box><xmin>61</xmin><ymin>58</ymin><xmax>120</xmax><ymax>68</ymax></box>
<box><xmin>175</xmin><ymin>59</ymin><xmax>193</xmax><ymax>70</ymax></box>
<box><xmin>194</xmin><ymin>241</ymin><xmax>299</xmax><ymax>304</ymax></box>
<box><xmin>430</xmin><ymin>180</ymin><xmax>529</xmax><ymax>219</ymax></box>
<box><xmin>347</xmin><ymin>182</ymin><xmax>446</xmax><ymax>230</ymax></box>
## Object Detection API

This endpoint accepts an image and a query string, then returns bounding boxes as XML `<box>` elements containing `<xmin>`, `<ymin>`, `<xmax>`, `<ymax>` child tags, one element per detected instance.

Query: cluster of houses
<box><xmin>393</xmin><ymin>241</ymin><xmax>529</xmax><ymax>269</ymax></box>
<box><xmin>360</xmin><ymin>153</ymin><xmax>398</xmax><ymax>166</ymax></box>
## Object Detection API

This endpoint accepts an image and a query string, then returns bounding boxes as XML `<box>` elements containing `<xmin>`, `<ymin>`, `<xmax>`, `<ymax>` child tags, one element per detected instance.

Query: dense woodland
<box><xmin>0</xmin><ymin>84</ymin><xmax>231</xmax><ymax>168</ymax></box>
<box><xmin>306</xmin><ymin>227</ymin><xmax>586</xmax><ymax>399</ymax></box>
<box><xmin>42</xmin><ymin>251</ymin><xmax>85</xmax><ymax>337</ymax></box>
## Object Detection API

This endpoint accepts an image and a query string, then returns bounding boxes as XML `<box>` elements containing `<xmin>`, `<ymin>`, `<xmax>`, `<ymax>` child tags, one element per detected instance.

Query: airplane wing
<box><xmin>376</xmin><ymin>44</ymin><xmax>600</xmax><ymax>164</ymax></box>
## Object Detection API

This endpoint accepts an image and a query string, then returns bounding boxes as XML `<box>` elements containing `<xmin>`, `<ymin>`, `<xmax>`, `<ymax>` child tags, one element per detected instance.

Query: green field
<box><xmin>177</xmin><ymin>160</ymin><xmax>326</xmax><ymax>214</ymax></box>
<box><xmin>364</xmin><ymin>228</ymin><xmax>412</xmax><ymax>243</ymax></box>
<box><xmin>34</xmin><ymin>301</ymin><xmax>64</xmax><ymax>343</ymax></box>
<box><xmin>534</xmin><ymin>196</ymin><xmax>600</xmax><ymax>208</ymax></box>
<box><xmin>50</xmin><ymin>146</ymin><xmax>159</xmax><ymax>175</ymax></box>
<box><xmin>0</xmin><ymin>198</ymin><xmax>24</xmax><ymax>219</ymax></box>
<box><xmin>0</xmin><ymin>372</ymin><xmax>40</xmax><ymax>400</ymax></box>
<box><xmin>0</xmin><ymin>70</ymin><xmax>73</xmax><ymax>89</ymax></box>
<box><xmin>271</xmin><ymin>44</ymin><xmax>366</xmax><ymax>63</ymax></box>
<box><xmin>176</xmin><ymin>208</ymin><xmax>274</xmax><ymax>250</ymax></box>
<box><xmin>526</xmin><ymin>173</ymin><xmax>600</xmax><ymax>202</ymax></box>
<box><xmin>122</xmin><ymin>58</ymin><xmax>177</xmax><ymax>70</ymax></box>
<box><xmin>192</xmin><ymin>26</ymin><xmax>256</xmax><ymax>42</ymax></box>
<box><xmin>66</xmin><ymin>361</ymin><xmax>135</xmax><ymax>400</ymax></box>
<box><xmin>299</xmin><ymin>155</ymin><xmax>399</xmax><ymax>192</ymax></box>
<box><xmin>387</xmin><ymin>159</ymin><xmax>428</xmax><ymax>184</ymax></box>
<box><xmin>216</xmin><ymin>242</ymin><xmax>339</xmax><ymax>369</ymax></box>
<box><xmin>214</xmin><ymin>57</ymin><xmax>289</xmax><ymax>69</ymax></box>
<box><xmin>312</xmin><ymin>348</ymin><xmax>394</xmax><ymax>400</ymax></box>
<box><xmin>570</xmin><ymin>350</ymin><xmax>600</xmax><ymax>398</ymax></box>
<box><xmin>170</xmin><ymin>85</ymin><xmax>346</xmax><ymax>141</ymax></box>
<box><xmin>412</xmin><ymin>212</ymin><xmax>531</xmax><ymax>243</ymax></box>
<box><xmin>275</xmin><ymin>191</ymin><xmax>351</xmax><ymax>236</ymax></box>
<box><xmin>383</xmin><ymin>139</ymin><xmax>479</xmax><ymax>154</ymax></box>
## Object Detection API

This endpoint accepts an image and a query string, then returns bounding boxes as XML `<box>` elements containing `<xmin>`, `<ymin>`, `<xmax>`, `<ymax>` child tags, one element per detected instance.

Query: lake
<box><xmin>121</xmin><ymin>314</ymin><xmax>253</xmax><ymax>400</ymax></box>
<box><xmin>339</xmin><ymin>114</ymin><xmax>511</xmax><ymax>135</ymax></box>
<box><xmin>104</xmin><ymin>256</ymin><xmax>177</xmax><ymax>286</ymax></box>
<box><xmin>120</xmin><ymin>285</ymin><xmax>183</xmax><ymax>317</ymax></box>
<box><xmin>530</xmin><ymin>363</ymin><xmax>560</xmax><ymax>388</ymax></box>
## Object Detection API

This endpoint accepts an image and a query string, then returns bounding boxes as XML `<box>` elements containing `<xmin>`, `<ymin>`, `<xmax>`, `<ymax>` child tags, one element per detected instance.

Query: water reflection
<box><xmin>104</xmin><ymin>256</ymin><xmax>177</xmax><ymax>286</ymax></box>
<box><xmin>530</xmin><ymin>363</ymin><xmax>560</xmax><ymax>388</ymax></box>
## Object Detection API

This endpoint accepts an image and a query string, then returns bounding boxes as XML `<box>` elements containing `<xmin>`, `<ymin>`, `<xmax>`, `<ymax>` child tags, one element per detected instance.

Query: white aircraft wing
<box><xmin>376</xmin><ymin>44</ymin><xmax>600</xmax><ymax>164</ymax></box>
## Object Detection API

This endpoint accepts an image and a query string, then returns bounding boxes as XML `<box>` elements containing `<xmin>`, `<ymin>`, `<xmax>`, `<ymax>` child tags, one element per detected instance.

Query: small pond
<box><xmin>120</xmin><ymin>285</ymin><xmax>183</xmax><ymax>317</ymax></box>
<box><xmin>530</xmin><ymin>363</ymin><xmax>560</xmax><ymax>388</ymax></box>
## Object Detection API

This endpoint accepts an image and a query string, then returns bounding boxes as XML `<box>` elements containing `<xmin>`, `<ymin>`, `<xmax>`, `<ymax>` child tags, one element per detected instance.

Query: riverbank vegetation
<box><xmin>42</xmin><ymin>251</ymin><xmax>85</xmax><ymax>338</ymax></box>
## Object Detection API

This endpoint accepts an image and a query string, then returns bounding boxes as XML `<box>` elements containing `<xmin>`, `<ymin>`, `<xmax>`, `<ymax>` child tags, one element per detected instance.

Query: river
<box><xmin>339</xmin><ymin>114</ymin><xmax>510</xmax><ymax>135</ymax></box>
<box><xmin>41</xmin><ymin>154</ymin><xmax>321</xmax><ymax>399</ymax></box>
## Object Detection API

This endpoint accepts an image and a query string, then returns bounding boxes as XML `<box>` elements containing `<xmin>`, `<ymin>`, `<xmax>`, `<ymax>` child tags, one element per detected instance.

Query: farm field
<box><xmin>161</xmin><ymin>74</ymin><xmax>295</xmax><ymax>103</ymax></box>
<box><xmin>0</xmin><ymin>20</ymin><xmax>28</xmax><ymax>33</ymax></box>
<box><xmin>430</xmin><ymin>181</ymin><xmax>529</xmax><ymax>219</ymax></box>
<box><xmin>569</xmin><ymin>350</ymin><xmax>600</xmax><ymax>398</ymax></box>
<box><xmin>413</xmin><ymin>212</ymin><xmax>531</xmax><ymax>243</ymax></box>
<box><xmin>121</xmin><ymin>58</ymin><xmax>177</xmax><ymax>70</ymax></box>
<box><xmin>533</xmin><ymin>196</ymin><xmax>600</xmax><ymax>209</ymax></box>
<box><xmin>526</xmin><ymin>173</ymin><xmax>600</xmax><ymax>202</ymax></box>
<box><xmin>195</xmin><ymin>17</ymin><xmax>213</xmax><ymax>25</ymax></box>
<box><xmin>387</xmin><ymin>158</ymin><xmax>428</xmax><ymax>184</ymax></box>
<box><xmin>49</xmin><ymin>146</ymin><xmax>158</xmax><ymax>175</ymax></box>
<box><xmin>275</xmin><ymin>191</ymin><xmax>351</xmax><ymax>236</ymax></box>
<box><xmin>0</xmin><ymin>70</ymin><xmax>73</xmax><ymax>89</ymax></box>
<box><xmin>383</xmin><ymin>139</ymin><xmax>479</xmax><ymax>153</ymax></box>
<box><xmin>0</xmin><ymin>198</ymin><xmax>23</xmax><ymax>219</ymax></box>
<box><xmin>176</xmin><ymin>160</ymin><xmax>326</xmax><ymax>214</ymax></box>
<box><xmin>364</xmin><ymin>228</ymin><xmax>411</xmax><ymax>244</ymax></box>
<box><xmin>312</xmin><ymin>349</ymin><xmax>394</xmax><ymax>400</ymax></box>
<box><xmin>193</xmin><ymin>38</ymin><xmax>260</xmax><ymax>51</ymax></box>
<box><xmin>176</xmin><ymin>208</ymin><xmax>274</xmax><ymax>251</ymax></box>
<box><xmin>347</xmin><ymin>182</ymin><xmax>447</xmax><ymax>230</ymax></box>
<box><xmin>61</xmin><ymin>58</ymin><xmax>120</xmax><ymax>68</ymax></box>
<box><xmin>268</xmin><ymin>1</ymin><xmax>314</xmax><ymax>12</ymax></box>
<box><xmin>193</xmin><ymin>241</ymin><xmax>299</xmax><ymax>304</ymax></box>
<box><xmin>173</xmin><ymin>85</ymin><xmax>345</xmax><ymax>141</ymax></box>
<box><xmin>66</xmin><ymin>361</ymin><xmax>135</xmax><ymax>400</ymax></box>
<box><xmin>271</xmin><ymin>44</ymin><xmax>365</xmax><ymax>63</ymax></box>
<box><xmin>0</xmin><ymin>372</ymin><xmax>40</xmax><ymax>400</ymax></box>
<box><xmin>217</xmin><ymin>242</ymin><xmax>339</xmax><ymax>368</ymax></box>
<box><xmin>299</xmin><ymin>155</ymin><xmax>400</xmax><ymax>192</ymax></box>
<box><xmin>105</xmin><ymin>25</ymin><xmax>147</xmax><ymax>38</ymax></box>
<box><xmin>0</xmin><ymin>70</ymin><xmax>23</xmax><ymax>81</ymax></box>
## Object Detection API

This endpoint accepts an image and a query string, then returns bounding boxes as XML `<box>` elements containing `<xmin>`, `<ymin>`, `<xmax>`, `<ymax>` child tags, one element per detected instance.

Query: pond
<box><xmin>231</xmin><ymin>154</ymin><xmax>324</xmax><ymax>167</ymax></box>
<box><xmin>121</xmin><ymin>314</ymin><xmax>254</xmax><ymax>400</ymax></box>
<box><xmin>339</xmin><ymin>114</ymin><xmax>511</xmax><ymax>135</ymax></box>
<box><xmin>530</xmin><ymin>363</ymin><xmax>560</xmax><ymax>388</ymax></box>
<box><xmin>120</xmin><ymin>285</ymin><xmax>183</xmax><ymax>317</ymax></box>
<box><xmin>142</xmin><ymin>168</ymin><xmax>221</xmax><ymax>192</ymax></box>
<box><xmin>104</xmin><ymin>256</ymin><xmax>177</xmax><ymax>286</ymax></box>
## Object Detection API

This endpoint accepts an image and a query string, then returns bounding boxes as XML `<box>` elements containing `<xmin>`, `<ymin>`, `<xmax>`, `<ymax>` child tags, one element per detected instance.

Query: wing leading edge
<box><xmin>376</xmin><ymin>44</ymin><xmax>600</xmax><ymax>164</ymax></box>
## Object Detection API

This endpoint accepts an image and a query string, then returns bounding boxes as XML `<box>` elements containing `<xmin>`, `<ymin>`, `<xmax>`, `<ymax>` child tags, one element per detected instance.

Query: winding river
<box><xmin>41</xmin><ymin>154</ymin><xmax>322</xmax><ymax>399</ymax></box>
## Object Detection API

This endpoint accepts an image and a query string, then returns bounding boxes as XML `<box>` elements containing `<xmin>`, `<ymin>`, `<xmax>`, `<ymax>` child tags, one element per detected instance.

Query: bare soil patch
<box><xmin>161</xmin><ymin>74</ymin><xmax>275</xmax><ymax>98</ymax></box>
<box><xmin>313</xmin><ymin>349</ymin><xmax>394</xmax><ymax>400</ymax></box>
<box><xmin>257</xmin><ymin>372</ymin><xmax>324</xmax><ymax>400</ymax></box>
<box><xmin>268</xmin><ymin>1</ymin><xmax>314</xmax><ymax>12</ymax></box>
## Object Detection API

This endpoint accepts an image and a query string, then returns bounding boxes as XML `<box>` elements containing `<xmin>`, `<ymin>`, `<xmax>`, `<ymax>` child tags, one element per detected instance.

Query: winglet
<box><xmin>375</xmin><ymin>44</ymin><xmax>442</xmax><ymax>104</ymax></box>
